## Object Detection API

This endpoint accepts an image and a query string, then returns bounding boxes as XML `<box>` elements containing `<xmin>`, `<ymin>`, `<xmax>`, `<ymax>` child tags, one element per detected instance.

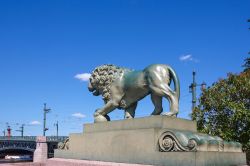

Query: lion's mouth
<box><xmin>88</xmin><ymin>87</ymin><xmax>94</xmax><ymax>92</ymax></box>
<box><xmin>88</xmin><ymin>83</ymin><xmax>95</xmax><ymax>91</ymax></box>
<box><xmin>89</xmin><ymin>88</ymin><xmax>98</xmax><ymax>95</ymax></box>
<box><xmin>88</xmin><ymin>83</ymin><xmax>100</xmax><ymax>96</ymax></box>
<box><xmin>92</xmin><ymin>89</ymin><xmax>100</xmax><ymax>96</ymax></box>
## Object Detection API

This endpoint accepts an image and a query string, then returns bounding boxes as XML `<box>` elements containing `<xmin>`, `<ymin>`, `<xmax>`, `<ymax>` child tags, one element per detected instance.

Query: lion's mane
<box><xmin>89</xmin><ymin>64</ymin><xmax>130</xmax><ymax>104</ymax></box>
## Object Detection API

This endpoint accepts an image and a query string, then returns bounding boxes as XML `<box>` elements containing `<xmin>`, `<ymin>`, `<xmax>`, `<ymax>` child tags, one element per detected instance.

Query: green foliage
<box><xmin>192</xmin><ymin>70</ymin><xmax>250</xmax><ymax>151</ymax></box>
<box><xmin>243</xmin><ymin>57</ymin><xmax>250</xmax><ymax>72</ymax></box>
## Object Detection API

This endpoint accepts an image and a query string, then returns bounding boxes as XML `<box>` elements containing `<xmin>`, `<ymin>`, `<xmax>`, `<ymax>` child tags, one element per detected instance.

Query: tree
<box><xmin>243</xmin><ymin>57</ymin><xmax>250</xmax><ymax>72</ymax></box>
<box><xmin>247</xmin><ymin>19</ymin><xmax>250</xmax><ymax>68</ymax></box>
<box><xmin>192</xmin><ymin>68</ymin><xmax>250</xmax><ymax>152</ymax></box>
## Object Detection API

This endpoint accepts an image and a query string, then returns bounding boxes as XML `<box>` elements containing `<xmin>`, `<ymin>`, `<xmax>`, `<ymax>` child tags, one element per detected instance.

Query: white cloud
<box><xmin>29</xmin><ymin>121</ymin><xmax>41</xmax><ymax>125</ymax></box>
<box><xmin>72</xmin><ymin>112</ymin><xmax>86</xmax><ymax>118</ymax></box>
<box><xmin>74</xmin><ymin>73</ymin><xmax>91</xmax><ymax>81</ymax></box>
<box><xmin>179</xmin><ymin>54</ymin><xmax>193</xmax><ymax>61</ymax></box>
<box><xmin>179</xmin><ymin>54</ymin><xmax>199</xmax><ymax>63</ymax></box>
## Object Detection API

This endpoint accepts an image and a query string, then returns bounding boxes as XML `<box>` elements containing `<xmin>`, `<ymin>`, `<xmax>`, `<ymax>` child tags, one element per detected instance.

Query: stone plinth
<box><xmin>33</xmin><ymin>136</ymin><xmax>48</xmax><ymax>163</ymax></box>
<box><xmin>84</xmin><ymin>116</ymin><xmax>197</xmax><ymax>133</ymax></box>
<box><xmin>55</xmin><ymin>116</ymin><xmax>246</xmax><ymax>166</ymax></box>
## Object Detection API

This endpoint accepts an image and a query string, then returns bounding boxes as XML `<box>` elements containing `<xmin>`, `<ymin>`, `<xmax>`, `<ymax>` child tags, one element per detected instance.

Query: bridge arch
<box><xmin>0</xmin><ymin>140</ymin><xmax>36</xmax><ymax>154</ymax></box>
<box><xmin>0</xmin><ymin>136</ymin><xmax>68</xmax><ymax>159</ymax></box>
<box><xmin>0</xmin><ymin>147</ymin><xmax>35</xmax><ymax>153</ymax></box>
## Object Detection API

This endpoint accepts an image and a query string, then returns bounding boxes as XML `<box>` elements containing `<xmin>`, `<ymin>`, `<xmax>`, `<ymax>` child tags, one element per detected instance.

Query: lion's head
<box><xmin>88</xmin><ymin>64</ymin><xmax>127</xmax><ymax>103</ymax></box>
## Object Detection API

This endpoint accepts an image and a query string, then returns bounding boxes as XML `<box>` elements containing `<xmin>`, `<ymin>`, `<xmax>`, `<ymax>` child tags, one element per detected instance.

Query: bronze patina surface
<box><xmin>88</xmin><ymin>64</ymin><xmax>180</xmax><ymax>123</ymax></box>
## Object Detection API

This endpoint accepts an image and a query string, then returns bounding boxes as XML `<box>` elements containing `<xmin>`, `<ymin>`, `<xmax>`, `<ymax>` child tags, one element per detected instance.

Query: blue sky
<box><xmin>0</xmin><ymin>0</ymin><xmax>249</xmax><ymax>136</ymax></box>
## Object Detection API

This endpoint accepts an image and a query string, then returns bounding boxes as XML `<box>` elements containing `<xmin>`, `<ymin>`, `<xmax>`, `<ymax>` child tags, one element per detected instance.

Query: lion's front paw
<box><xmin>162</xmin><ymin>112</ymin><xmax>177</xmax><ymax>117</ymax></box>
<box><xmin>94</xmin><ymin>114</ymin><xmax>110</xmax><ymax>123</ymax></box>
<box><xmin>94</xmin><ymin>109</ymin><xmax>102</xmax><ymax>117</ymax></box>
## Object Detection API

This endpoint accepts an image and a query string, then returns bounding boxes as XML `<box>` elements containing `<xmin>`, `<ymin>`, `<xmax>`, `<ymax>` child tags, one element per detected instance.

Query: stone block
<box><xmin>33</xmin><ymin>136</ymin><xmax>48</xmax><ymax>163</ymax></box>
<box><xmin>84</xmin><ymin>116</ymin><xmax>197</xmax><ymax>133</ymax></box>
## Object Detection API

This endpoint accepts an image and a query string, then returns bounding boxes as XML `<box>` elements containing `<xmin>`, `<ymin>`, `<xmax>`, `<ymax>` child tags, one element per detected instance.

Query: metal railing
<box><xmin>0</xmin><ymin>136</ymin><xmax>68</xmax><ymax>142</ymax></box>
<box><xmin>46</xmin><ymin>136</ymin><xmax>68</xmax><ymax>142</ymax></box>
<box><xmin>0</xmin><ymin>136</ymin><xmax>36</xmax><ymax>141</ymax></box>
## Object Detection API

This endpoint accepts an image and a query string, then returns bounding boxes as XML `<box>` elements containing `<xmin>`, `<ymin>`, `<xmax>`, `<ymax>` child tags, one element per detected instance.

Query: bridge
<box><xmin>0</xmin><ymin>136</ymin><xmax>68</xmax><ymax>159</ymax></box>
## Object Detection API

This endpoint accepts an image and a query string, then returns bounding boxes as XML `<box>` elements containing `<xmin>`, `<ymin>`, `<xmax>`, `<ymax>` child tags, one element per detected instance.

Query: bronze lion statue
<box><xmin>88</xmin><ymin>64</ymin><xmax>180</xmax><ymax>123</ymax></box>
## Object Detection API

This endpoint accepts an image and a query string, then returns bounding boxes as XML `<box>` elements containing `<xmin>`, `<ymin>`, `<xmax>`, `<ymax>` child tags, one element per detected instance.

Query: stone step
<box><xmin>83</xmin><ymin>115</ymin><xmax>197</xmax><ymax>133</ymax></box>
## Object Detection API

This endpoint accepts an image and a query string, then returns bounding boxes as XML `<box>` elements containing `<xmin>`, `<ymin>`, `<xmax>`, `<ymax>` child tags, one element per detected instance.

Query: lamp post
<box><xmin>248</xmin><ymin>19</ymin><xmax>250</xmax><ymax>30</ymax></box>
<box><xmin>3</xmin><ymin>130</ymin><xmax>5</xmax><ymax>136</ymax></box>
<box><xmin>43</xmin><ymin>103</ymin><xmax>51</xmax><ymax>136</ymax></box>
<box><xmin>7</xmin><ymin>125</ymin><xmax>11</xmax><ymax>138</ymax></box>
<box><xmin>16</xmin><ymin>124</ymin><xmax>25</xmax><ymax>137</ymax></box>
<box><xmin>54</xmin><ymin>121</ymin><xmax>59</xmax><ymax>139</ymax></box>
<box><xmin>189</xmin><ymin>71</ymin><xmax>206</xmax><ymax>112</ymax></box>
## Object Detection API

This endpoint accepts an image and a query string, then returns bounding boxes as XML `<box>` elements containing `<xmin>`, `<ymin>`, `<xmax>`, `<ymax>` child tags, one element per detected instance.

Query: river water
<box><xmin>0</xmin><ymin>159</ymin><xmax>32</xmax><ymax>164</ymax></box>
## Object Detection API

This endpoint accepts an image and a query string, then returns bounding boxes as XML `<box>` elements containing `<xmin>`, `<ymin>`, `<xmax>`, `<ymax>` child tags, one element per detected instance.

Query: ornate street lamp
<box><xmin>43</xmin><ymin>103</ymin><xmax>51</xmax><ymax>136</ymax></box>
<box><xmin>189</xmin><ymin>71</ymin><xmax>206</xmax><ymax>111</ymax></box>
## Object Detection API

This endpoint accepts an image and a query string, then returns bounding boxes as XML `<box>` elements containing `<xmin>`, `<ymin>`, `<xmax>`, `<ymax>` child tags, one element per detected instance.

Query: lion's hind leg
<box><xmin>149</xmin><ymin>84</ymin><xmax>178</xmax><ymax>117</ymax></box>
<box><xmin>162</xmin><ymin>85</ymin><xmax>179</xmax><ymax>117</ymax></box>
<box><xmin>151</xmin><ymin>94</ymin><xmax>163</xmax><ymax>115</ymax></box>
<box><xmin>124</xmin><ymin>102</ymin><xmax>137</xmax><ymax>119</ymax></box>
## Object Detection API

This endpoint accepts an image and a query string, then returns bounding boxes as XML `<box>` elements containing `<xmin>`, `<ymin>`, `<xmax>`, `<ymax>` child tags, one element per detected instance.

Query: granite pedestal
<box><xmin>55</xmin><ymin>116</ymin><xmax>246</xmax><ymax>166</ymax></box>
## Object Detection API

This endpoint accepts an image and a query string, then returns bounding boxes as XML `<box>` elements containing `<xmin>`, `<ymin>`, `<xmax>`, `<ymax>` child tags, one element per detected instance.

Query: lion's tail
<box><xmin>167</xmin><ymin>66</ymin><xmax>180</xmax><ymax>100</ymax></box>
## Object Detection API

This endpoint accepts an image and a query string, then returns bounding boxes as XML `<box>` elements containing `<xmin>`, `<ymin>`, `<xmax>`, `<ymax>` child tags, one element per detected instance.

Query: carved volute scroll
<box><xmin>158</xmin><ymin>131</ymin><xmax>197</xmax><ymax>152</ymax></box>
